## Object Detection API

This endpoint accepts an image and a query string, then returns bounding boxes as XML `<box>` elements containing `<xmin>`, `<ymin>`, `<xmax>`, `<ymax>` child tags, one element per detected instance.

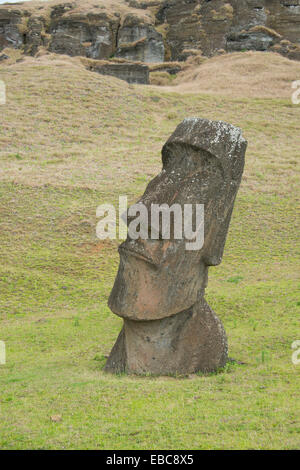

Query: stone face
<box><xmin>92</xmin><ymin>62</ymin><xmax>149</xmax><ymax>84</ymax></box>
<box><xmin>105</xmin><ymin>118</ymin><xmax>247</xmax><ymax>375</ymax></box>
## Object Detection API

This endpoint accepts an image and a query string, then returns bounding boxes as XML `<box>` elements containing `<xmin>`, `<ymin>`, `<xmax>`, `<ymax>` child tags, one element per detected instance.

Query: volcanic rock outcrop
<box><xmin>0</xmin><ymin>0</ymin><xmax>299</xmax><ymax>63</ymax></box>
<box><xmin>105</xmin><ymin>118</ymin><xmax>247</xmax><ymax>375</ymax></box>
<box><xmin>89</xmin><ymin>61</ymin><xmax>149</xmax><ymax>84</ymax></box>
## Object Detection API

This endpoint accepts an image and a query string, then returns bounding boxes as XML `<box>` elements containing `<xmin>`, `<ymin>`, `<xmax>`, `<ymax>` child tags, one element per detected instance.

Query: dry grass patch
<box><xmin>0</xmin><ymin>0</ymin><xmax>155</xmax><ymax>23</ymax></box>
<box><xmin>0</xmin><ymin>48</ymin><xmax>23</xmax><ymax>65</ymax></box>
<box><xmin>166</xmin><ymin>51</ymin><xmax>300</xmax><ymax>99</ymax></box>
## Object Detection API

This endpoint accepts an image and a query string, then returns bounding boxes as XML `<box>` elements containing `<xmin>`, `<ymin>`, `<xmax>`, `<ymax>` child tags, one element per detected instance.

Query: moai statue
<box><xmin>105</xmin><ymin>118</ymin><xmax>247</xmax><ymax>375</ymax></box>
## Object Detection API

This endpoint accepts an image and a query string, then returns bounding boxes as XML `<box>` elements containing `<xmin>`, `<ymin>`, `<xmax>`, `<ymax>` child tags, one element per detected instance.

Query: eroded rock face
<box><xmin>24</xmin><ymin>16</ymin><xmax>44</xmax><ymax>55</ymax></box>
<box><xmin>0</xmin><ymin>1</ymin><xmax>299</xmax><ymax>62</ymax></box>
<box><xmin>156</xmin><ymin>0</ymin><xmax>300</xmax><ymax>59</ymax></box>
<box><xmin>0</xmin><ymin>53</ymin><xmax>9</xmax><ymax>62</ymax></box>
<box><xmin>105</xmin><ymin>118</ymin><xmax>247</xmax><ymax>375</ymax></box>
<box><xmin>49</xmin><ymin>14</ymin><xmax>120</xmax><ymax>59</ymax></box>
<box><xmin>116</xmin><ymin>15</ymin><xmax>164</xmax><ymax>62</ymax></box>
<box><xmin>92</xmin><ymin>62</ymin><xmax>149</xmax><ymax>84</ymax></box>
<box><xmin>0</xmin><ymin>9</ymin><xmax>23</xmax><ymax>50</ymax></box>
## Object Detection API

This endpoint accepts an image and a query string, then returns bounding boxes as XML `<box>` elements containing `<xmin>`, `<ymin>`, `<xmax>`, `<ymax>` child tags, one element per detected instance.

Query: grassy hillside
<box><xmin>171</xmin><ymin>51</ymin><xmax>300</xmax><ymax>98</ymax></box>
<box><xmin>0</xmin><ymin>52</ymin><xmax>299</xmax><ymax>450</ymax></box>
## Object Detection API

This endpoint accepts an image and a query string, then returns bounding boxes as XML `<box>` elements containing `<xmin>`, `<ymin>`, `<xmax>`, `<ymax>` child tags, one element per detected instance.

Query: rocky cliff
<box><xmin>0</xmin><ymin>0</ymin><xmax>299</xmax><ymax>63</ymax></box>
<box><xmin>157</xmin><ymin>0</ymin><xmax>300</xmax><ymax>61</ymax></box>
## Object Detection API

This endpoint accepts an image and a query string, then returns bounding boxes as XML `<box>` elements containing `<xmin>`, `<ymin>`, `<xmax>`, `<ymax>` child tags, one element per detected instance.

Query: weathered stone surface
<box><xmin>0</xmin><ymin>9</ymin><xmax>23</xmax><ymax>50</ymax></box>
<box><xmin>0</xmin><ymin>53</ymin><xmax>9</xmax><ymax>62</ymax></box>
<box><xmin>49</xmin><ymin>11</ymin><xmax>121</xmax><ymax>59</ymax></box>
<box><xmin>49</xmin><ymin>14</ymin><xmax>119</xmax><ymax>59</ymax></box>
<box><xmin>116</xmin><ymin>14</ymin><xmax>164</xmax><ymax>62</ymax></box>
<box><xmin>24</xmin><ymin>16</ymin><xmax>44</xmax><ymax>55</ymax></box>
<box><xmin>105</xmin><ymin>299</ymin><xmax>228</xmax><ymax>375</ymax></box>
<box><xmin>157</xmin><ymin>0</ymin><xmax>300</xmax><ymax>60</ymax></box>
<box><xmin>92</xmin><ymin>62</ymin><xmax>149</xmax><ymax>84</ymax></box>
<box><xmin>157</xmin><ymin>0</ymin><xmax>232</xmax><ymax>60</ymax></box>
<box><xmin>156</xmin><ymin>0</ymin><xmax>300</xmax><ymax>60</ymax></box>
<box><xmin>105</xmin><ymin>118</ymin><xmax>247</xmax><ymax>375</ymax></box>
<box><xmin>270</xmin><ymin>37</ymin><xmax>300</xmax><ymax>61</ymax></box>
<box><xmin>0</xmin><ymin>1</ymin><xmax>299</xmax><ymax>63</ymax></box>
<box><xmin>267</xmin><ymin>0</ymin><xmax>300</xmax><ymax>45</ymax></box>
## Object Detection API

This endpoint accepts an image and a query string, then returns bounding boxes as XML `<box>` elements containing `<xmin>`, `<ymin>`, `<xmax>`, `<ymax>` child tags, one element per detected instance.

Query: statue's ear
<box><xmin>203</xmin><ymin>204</ymin><xmax>235</xmax><ymax>266</ymax></box>
<box><xmin>202</xmin><ymin>156</ymin><xmax>245</xmax><ymax>267</ymax></box>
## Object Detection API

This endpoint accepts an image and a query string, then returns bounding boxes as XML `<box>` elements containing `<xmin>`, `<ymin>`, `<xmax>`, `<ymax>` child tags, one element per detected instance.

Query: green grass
<box><xmin>0</xmin><ymin>57</ymin><xmax>299</xmax><ymax>449</ymax></box>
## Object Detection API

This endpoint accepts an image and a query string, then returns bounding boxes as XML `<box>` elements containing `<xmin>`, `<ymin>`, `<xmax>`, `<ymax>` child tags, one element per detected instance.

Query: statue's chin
<box><xmin>108</xmin><ymin>290</ymin><xmax>197</xmax><ymax>322</ymax></box>
<box><xmin>108</xmin><ymin>255</ymin><xmax>207</xmax><ymax>321</ymax></box>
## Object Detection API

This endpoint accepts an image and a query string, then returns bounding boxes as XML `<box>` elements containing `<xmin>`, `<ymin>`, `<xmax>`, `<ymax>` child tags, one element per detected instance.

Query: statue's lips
<box><xmin>119</xmin><ymin>238</ymin><xmax>188</xmax><ymax>268</ymax></box>
<box><xmin>118</xmin><ymin>244</ymin><xmax>158</xmax><ymax>266</ymax></box>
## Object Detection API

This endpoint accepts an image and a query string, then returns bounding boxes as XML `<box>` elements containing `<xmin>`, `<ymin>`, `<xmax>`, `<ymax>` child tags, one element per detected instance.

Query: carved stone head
<box><xmin>108</xmin><ymin>118</ymin><xmax>247</xmax><ymax>321</ymax></box>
